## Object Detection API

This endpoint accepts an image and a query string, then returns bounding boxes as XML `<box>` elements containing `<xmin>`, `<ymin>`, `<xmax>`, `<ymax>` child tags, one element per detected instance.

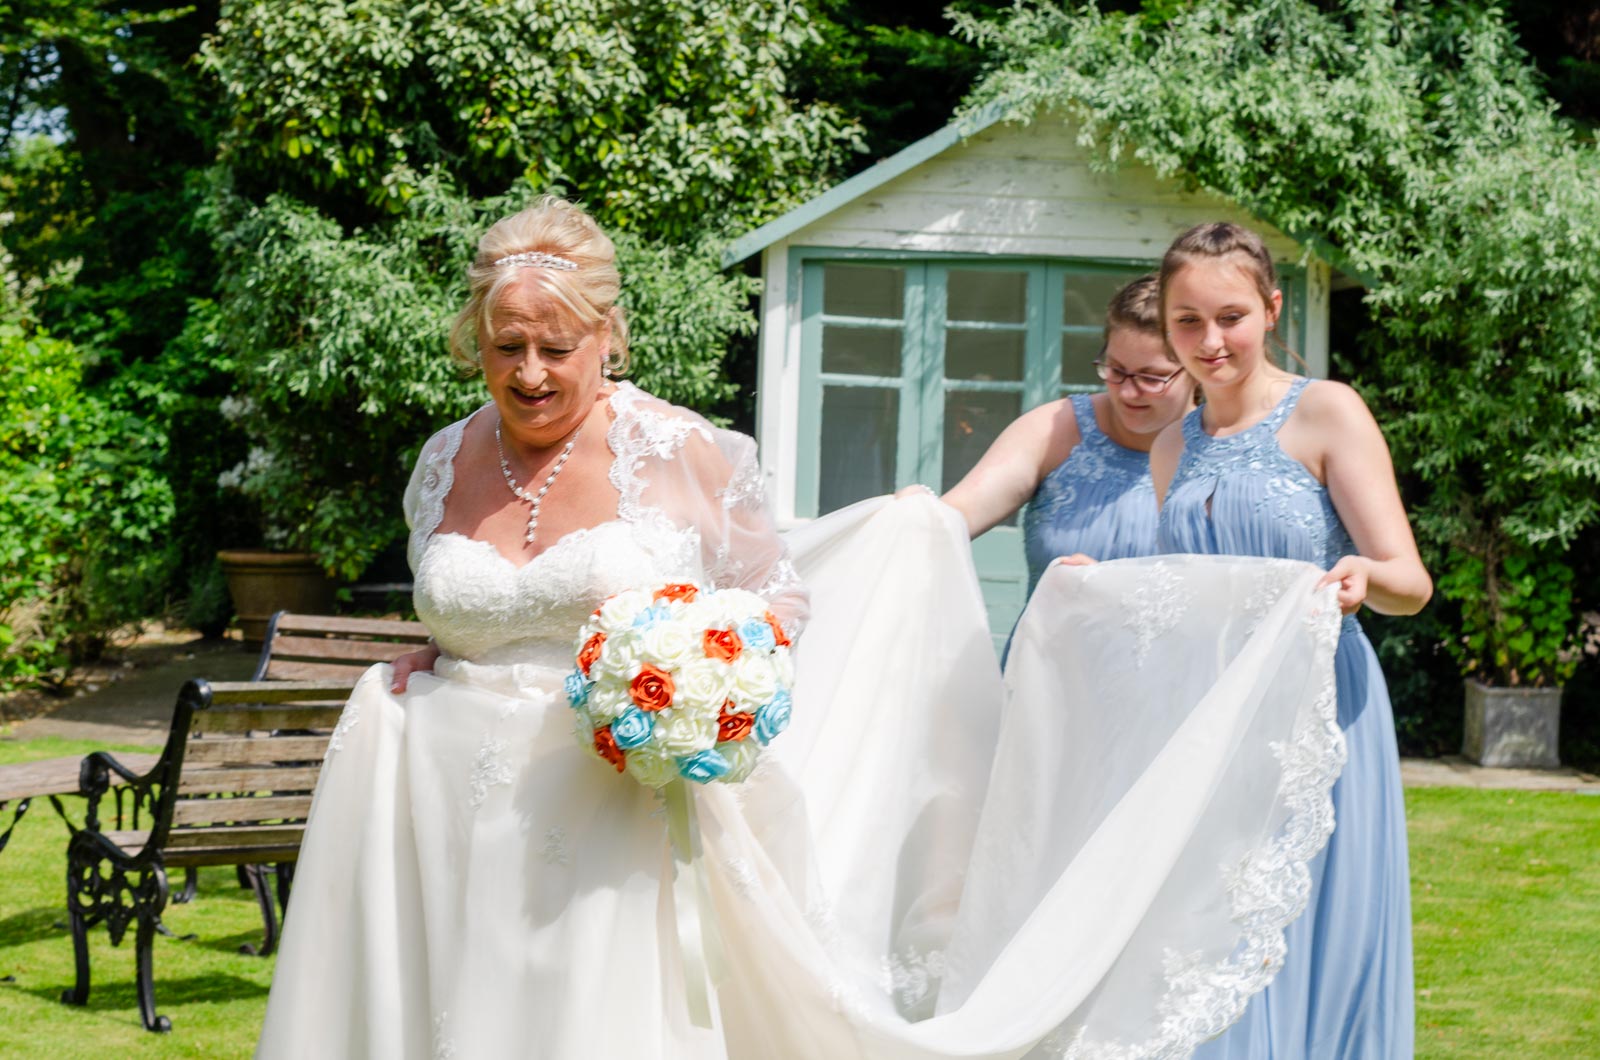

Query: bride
<box><xmin>256</xmin><ymin>198</ymin><xmax>1348</xmax><ymax>1059</ymax></box>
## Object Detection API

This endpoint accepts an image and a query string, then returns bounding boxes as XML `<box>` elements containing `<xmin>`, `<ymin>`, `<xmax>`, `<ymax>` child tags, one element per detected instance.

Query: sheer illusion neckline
<box><xmin>434</xmin><ymin>385</ymin><xmax>636</xmax><ymax>571</ymax></box>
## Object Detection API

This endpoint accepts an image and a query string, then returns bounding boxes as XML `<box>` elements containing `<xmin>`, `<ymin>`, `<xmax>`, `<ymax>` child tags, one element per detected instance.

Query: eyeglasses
<box><xmin>1093</xmin><ymin>360</ymin><xmax>1186</xmax><ymax>395</ymax></box>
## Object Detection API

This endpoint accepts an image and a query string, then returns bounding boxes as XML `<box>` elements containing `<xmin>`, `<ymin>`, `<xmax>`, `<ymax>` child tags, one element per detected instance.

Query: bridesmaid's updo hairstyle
<box><xmin>1103</xmin><ymin>274</ymin><xmax>1170</xmax><ymax>360</ymax></box>
<box><xmin>449</xmin><ymin>195</ymin><xmax>631</xmax><ymax>376</ymax></box>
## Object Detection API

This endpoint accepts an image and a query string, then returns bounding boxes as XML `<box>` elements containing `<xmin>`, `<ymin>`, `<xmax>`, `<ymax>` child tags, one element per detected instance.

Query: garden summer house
<box><xmin>724</xmin><ymin>109</ymin><xmax>1336</xmax><ymax>647</ymax></box>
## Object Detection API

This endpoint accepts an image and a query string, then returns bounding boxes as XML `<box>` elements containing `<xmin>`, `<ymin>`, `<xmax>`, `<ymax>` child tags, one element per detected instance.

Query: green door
<box><xmin>795</xmin><ymin>254</ymin><xmax>1298</xmax><ymax>653</ymax></box>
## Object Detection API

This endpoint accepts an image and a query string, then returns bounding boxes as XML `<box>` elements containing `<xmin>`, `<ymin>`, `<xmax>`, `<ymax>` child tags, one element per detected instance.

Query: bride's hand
<box><xmin>391</xmin><ymin>641</ymin><xmax>442</xmax><ymax>694</ymax></box>
<box><xmin>894</xmin><ymin>484</ymin><xmax>938</xmax><ymax>500</ymax></box>
<box><xmin>1317</xmin><ymin>555</ymin><xmax>1370</xmax><ymax>615</ymax></box>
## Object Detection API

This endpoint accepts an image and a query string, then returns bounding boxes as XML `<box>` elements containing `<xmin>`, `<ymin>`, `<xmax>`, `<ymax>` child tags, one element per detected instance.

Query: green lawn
<box><xmin>2</xmin><ymin>740</ymin><xmax>1597</xmax><ymax>1057</ymax></box>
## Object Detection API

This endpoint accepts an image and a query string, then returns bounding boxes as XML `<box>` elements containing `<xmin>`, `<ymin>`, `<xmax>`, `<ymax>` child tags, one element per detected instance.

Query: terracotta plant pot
<box><xmin>1461</xmin><ymin>678</ymin><xmax>1563</xmax><ymax>769</ymax></box>
<box><xmin>217</xmin><ymin>550</ymin><xmax>336</xmax><ymax>646</ymax></box>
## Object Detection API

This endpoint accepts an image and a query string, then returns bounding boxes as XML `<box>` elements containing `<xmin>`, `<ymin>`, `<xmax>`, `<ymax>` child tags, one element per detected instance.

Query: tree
<box><xmin>199</xmin><ymin>0</ymin><xmax>864</xmax><ymax>580</ymax></box>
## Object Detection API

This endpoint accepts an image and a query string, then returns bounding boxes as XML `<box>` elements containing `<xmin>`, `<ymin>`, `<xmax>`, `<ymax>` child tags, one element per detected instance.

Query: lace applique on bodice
<box><xmin>1022</xmin><ymin>394</ymin><xmax>1160</xmax><ymax>594</ymax></box>
<box><xmin>414</xmin><ymin>521</ymin><xmax>699</xmax><ymax>666</ymax></box>
<box><xmin>403</xmin><ymin>384</ymin><xmax>805</xmax><ymax>666</ymax></box>
<box><xmin>1159</xmin><ymin>379</ymin><xmax>1356</xmax><ymax>569</ymax></box>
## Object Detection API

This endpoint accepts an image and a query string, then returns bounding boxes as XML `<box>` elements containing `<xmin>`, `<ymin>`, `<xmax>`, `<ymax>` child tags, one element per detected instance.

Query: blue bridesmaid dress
<box><xmin>1160</xmin><ymin>378</ymin><xmax>1414</xmax><ymax>1059</ymax></box>
<box><xmin>1021</xmin><ymin>394</ymin><xmax>1162</xmax><ymax>597</ymax></box>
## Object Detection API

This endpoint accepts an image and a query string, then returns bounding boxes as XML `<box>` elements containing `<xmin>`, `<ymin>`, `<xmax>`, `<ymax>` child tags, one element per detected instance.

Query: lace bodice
<box><xmin>1158</xmin><ymin>378</ymin><xmax>1359</xmax><ymax>630</ymax></box>
<box><xmin>403</xmin><ymin>384</ymin><xmax>807</xmax><ymax>665</ymax></box>
<box><xmin>1021</xmin><ymin>394</ymin><xmax>1160</xmax><ymax>595</ymax></box>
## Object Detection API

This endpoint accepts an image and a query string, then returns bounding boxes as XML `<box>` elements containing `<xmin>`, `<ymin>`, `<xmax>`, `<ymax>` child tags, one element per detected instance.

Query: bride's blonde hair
<box><xmin>449</xmin><ymin>195</ymin><xmax>631</xmax><ymax>375</ymax></box>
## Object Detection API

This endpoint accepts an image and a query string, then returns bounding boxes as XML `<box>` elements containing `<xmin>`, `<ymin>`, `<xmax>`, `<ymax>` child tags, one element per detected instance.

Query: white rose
<box><xmin>718</xmin><ymin>739</ymin><xmax>763</xmax><ymax>784</ymax></box>
<box><xmin>715</xmin><ymin>588</ymin><xmax>765</xmax><ymax>620</ymax></box>
<box><xmin>625</xmin><ymin>746</ymin><xmax>680</xmax><ymax>789</ymax></box>
<box><xmin>656</xmin><ymin>709</ymin><xmax>717</xmax><ymax>757</ymax></box>
<box><xmin>641</xmin><ymin>623</ymin><xmax>697</xmax><ymax>670</ymax></box>
<box><xmin>674</xmin><ymin>658</ymin><xmax>733</xmax><ymax>714</ymax></box>
<box><xmin>597</xmin><ymin>590</ymin><xmax>651</xmax><ymax>635</ymax></box>
<box><xmin>594</xmin><ymin>633</ymin><xmax>644</xmax><ymax>682</ymax></box>
<box><xmin>728</xmin><ymin>654</ymin><xmax>778</xmax><ymax>711</ymax></box>
<box><xmin>584</xmin><ymin>672</ymin><xmax>630</xmax><ymax>721</ymax></box>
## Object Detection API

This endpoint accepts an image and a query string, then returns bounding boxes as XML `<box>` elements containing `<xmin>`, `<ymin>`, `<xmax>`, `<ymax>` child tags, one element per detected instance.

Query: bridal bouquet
<box><xmin>567</xmin><ymin>582</ymin><xmax>794</xmax><ymax>788</ymax></box>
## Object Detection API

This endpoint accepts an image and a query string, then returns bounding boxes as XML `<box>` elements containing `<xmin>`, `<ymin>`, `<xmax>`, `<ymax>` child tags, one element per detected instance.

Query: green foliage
<box><xmin>201</xmin><ymin>0</ymin><xmax>862</xmax><ymax>239</ymax></box>
<box><xmin>1438</xmin><ymin>550</ymin><xmax>1579</xmax><ymax>687</ymax></box>
<box><xmin>0</xmin><ymin>315</ymin><xmax>175</xmax><ymax>690</ymax></box>
<box><xmin>963</xmin><ymin>0</ymin><xmax>1600</xmax><ymax>687</ymax></box>
<box><xmin>206</xmin><ymin>174</ymin><xmax>759</xmax><ymax>580</ymax></box>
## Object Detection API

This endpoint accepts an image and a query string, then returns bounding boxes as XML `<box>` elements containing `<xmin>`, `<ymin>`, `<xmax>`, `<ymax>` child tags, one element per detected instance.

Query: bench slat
<box><xmin>206</xmin><ymin>681</ymin><xmax>357</xmax><ymax>704</ymax></box>
<box><xmin>178</xmin><ymin>766</ymin><xmax>322</xmax><ymax>795</ymax></box>
<box><xmin>183</xmin><ymin>736</ymin><xmax>329</xmax><ymax>766</ymax></box>
<box><xmin>173</xmin><ymin>795</ymin><xmax>313</xmax><ymax>826</ymax></box>
<box><xmin>262</xmin><ymin>659</ymin><xmax>373</xmax><ymax>682</ymax></box>
<box><xmin>164</xmin><ymin>846</ymin><xmax>301</xmax><ymax>868</ymax></box>
<box><xmin>268</xmin><ymin>634</ymin><xmax>418</xmax><ymax>664</ymax></box>
<box><xmin>274</xmin><ymin>614</ymin><xmax>430</xmax><ymax>639</ymax></box>
<box><xmin>191</xmin><ymin>707</ymin><xmax>344</xmax><ymax>733</ymax></box>
<box><xmin>167</xmin><ymin>824</ymin><xmax>307</xmax><ymax>849</ymax></box>
<box><xmin>0</xmin><ymin>753</ymin><xmax>159</xmax><ymax>802</ymax></box>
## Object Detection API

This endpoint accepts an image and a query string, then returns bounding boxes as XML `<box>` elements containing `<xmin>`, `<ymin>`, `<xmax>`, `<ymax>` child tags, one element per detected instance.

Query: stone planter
<box><xmin>217</xmin><ymin>550</ymin><xmax>336</xmax><ymax>646</ymax></box>
<box><xmin>1461</xmin><ymin>679</ymin><xmax>1562</xmax><ymax>769</ymax></box>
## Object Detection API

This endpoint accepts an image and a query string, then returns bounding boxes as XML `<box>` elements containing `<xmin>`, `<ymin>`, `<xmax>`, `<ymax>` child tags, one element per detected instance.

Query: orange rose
<box><xmin>654</xmin><ymin>583</ymin><xmax>699</xmax><ymax>603</ymax></box>
<box><xmin>764</xmin><ymin>611</ymin><xmax>791</xmax><ymax>648</ymax></box>
<box><xmin>578</xmin><ymin>632</ymin><xmax>607</xmax><ymax>676</ymax></box>
<box><xmin>703</xmin><ymin>628</ymin><xmax>743</xmax><ymax>662</ymax></box>
<box><xmin>629</xmin><ymin>663</ymin><xmax>676</xmax><ymax>712</ymax></box>
<box><xmin>594</xmin><ymin>725</ymin><xmax>626</xmax><ymax>773</ymax></box>
<box><xmin>717</xmin><ymin>701</ymin><xmax>754</xmax><ymax>743</ymax></box>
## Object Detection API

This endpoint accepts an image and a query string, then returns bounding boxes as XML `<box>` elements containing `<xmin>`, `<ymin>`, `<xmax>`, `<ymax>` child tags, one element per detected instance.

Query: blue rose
<box><xmin>632</xmin><ymin>603</ymin><xmax>673</xmax><ymax>631</ymax></box>
<box><xmin>564</xmin><ymin>669</ymin><xmax>591</xmax><ymax>709</ymax></box>
<box><xmin>754</xmin><ymin>687</ymin><xmax>793</xmax><ymax>745</ymax></box>
<box><xmin>676</xmin><ymin>748</ymin><xmax>732</xmax><ymax>784</ymax></box>
<box><xmin>737</xmin><ymin>617</ymin><xmax>777</xmax><ymax>653</ymax></box>
<box><xmin>611</xmin><ymin>707</ymin><xmax>655</xmax><ymax>750</ymax></box>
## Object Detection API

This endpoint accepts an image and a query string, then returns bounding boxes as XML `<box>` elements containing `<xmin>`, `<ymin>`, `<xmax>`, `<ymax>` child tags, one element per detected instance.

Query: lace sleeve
<box><xmin>614</xmin><ymin>387</ymin><xmax>809</xmax><ymax>639</ymax></box>
<box><xmin>403</xmin><ymin>418</ymin><xmax>467</xmax><ymax>575</ymax></box>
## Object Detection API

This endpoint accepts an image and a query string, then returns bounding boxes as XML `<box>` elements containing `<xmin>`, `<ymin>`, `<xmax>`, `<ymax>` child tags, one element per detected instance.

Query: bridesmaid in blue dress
<box><xmin>925</xmin><ymin>275</ymin><xmax>1195</xmax><ymax>584</ymax></box>
<box><xmin>1151</xmin><ymin>223</ymin><xmax>1432</xmax><ymax>1059</ymax></box>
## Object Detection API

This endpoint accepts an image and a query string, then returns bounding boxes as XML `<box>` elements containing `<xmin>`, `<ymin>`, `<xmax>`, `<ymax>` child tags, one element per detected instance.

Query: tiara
<box><xmin>492</xmin><ymin>251</ymin><xmax>579</xmax><ymax>271</ymax></box>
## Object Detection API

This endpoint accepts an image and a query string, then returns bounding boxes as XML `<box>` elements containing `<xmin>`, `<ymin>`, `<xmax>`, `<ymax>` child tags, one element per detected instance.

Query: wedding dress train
<box><xmin>257</xmin><ymin>390</ymin><xmax>1345</xmax><ymax>1059</ymax></box>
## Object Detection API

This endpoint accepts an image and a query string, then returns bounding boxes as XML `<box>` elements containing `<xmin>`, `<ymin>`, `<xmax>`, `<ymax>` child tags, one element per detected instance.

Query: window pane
<box><xmin>823</xmin><ymin>265</ymin><xmax>904</xmax><ymax>320</ymax></box>
<box><xmin>1061</xmin><ymin>272</ymin><xmax>1133</xmax><ymax>328</ymax></box>
<box><xmin>822</xmin><ymin>325</ymin><xmax>901</xmax><ymax>376</ymax></box>
<box><xmin>1060</xmin><ymin>330</ymin><xmax>1102</xmax><ymax>387</ymax></box>
<box><xmin>946</xmin><ymin>328</ymin><xmax>1024</xmax><ymax>382</ymax></box>
<box><xmin>819</xmin><ymin>386</ymin><xmax>898</xmax><ymax>513</ymax></box>
<box><xmin>948</xmin><ymin>270</ymin><xmax>1027</xmax><ymax>324</ymax></box>
<box><xmin>942</xmin><ymin>389</ymin><xmax>1022</xmax><ymax>494</ymax></box>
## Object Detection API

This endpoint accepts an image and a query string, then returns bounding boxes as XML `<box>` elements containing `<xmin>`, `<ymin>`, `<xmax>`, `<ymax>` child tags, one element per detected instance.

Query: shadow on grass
<box><xmin>0</xmin><ymin>904</ymin><xmax>68</xmax><ymax>949</ymax></box>
<box><xmin>12</xmin><ymin>971</ymin><xmax>269</xmax><ymax>1012</ymax></box>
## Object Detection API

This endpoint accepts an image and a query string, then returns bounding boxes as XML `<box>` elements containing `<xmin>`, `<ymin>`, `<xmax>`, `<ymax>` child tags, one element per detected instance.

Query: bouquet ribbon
<box><xmin>664</xmin><ymin>779</ymin><xmax>725</xmax><ymax>1029</ymax></box>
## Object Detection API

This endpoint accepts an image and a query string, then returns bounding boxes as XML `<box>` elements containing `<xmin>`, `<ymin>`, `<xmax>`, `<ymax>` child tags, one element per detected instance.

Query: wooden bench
<box><xmin>0</xmin><ymin>752</ymin><xmax>158</xmax><ymax>860</ymax></box>
<box><xmin>62</xmin><ymin>612</ymin><xmax>429</xmax><ymax>1032</ymax></box>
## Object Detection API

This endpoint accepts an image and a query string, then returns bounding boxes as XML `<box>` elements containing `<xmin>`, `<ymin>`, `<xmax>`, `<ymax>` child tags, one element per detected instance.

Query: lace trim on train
<box><xmin>1050</xmin><ymin>574</ymin><xmax>1348</xmax><ymax>1060</ymax></box>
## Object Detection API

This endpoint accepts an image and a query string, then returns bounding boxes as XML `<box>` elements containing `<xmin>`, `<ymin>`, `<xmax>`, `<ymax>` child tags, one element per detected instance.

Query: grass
<box><xmin>2</xmin><ymin>739</ymin><xmax>1597</xmax><ymax>1057</ymax></box>
<box><xmin>1409</xmin><ymin>787</ymin><xmax>1600</xmax><ymax>1058</ymax></box>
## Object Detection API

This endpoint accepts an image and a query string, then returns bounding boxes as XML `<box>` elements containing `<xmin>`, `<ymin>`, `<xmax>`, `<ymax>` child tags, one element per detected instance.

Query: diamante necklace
<box><xmin>495</xmin><ymin>418</ymin><xmax>584</xmax><ymax>545</ymax></box>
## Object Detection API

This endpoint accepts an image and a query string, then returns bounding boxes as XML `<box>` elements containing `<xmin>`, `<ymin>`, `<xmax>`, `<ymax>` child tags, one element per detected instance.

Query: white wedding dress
<box><xmin>256</xmin><ymin>385</ymin><xmax>1347</xmax><ymax>1060</ymax></box>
